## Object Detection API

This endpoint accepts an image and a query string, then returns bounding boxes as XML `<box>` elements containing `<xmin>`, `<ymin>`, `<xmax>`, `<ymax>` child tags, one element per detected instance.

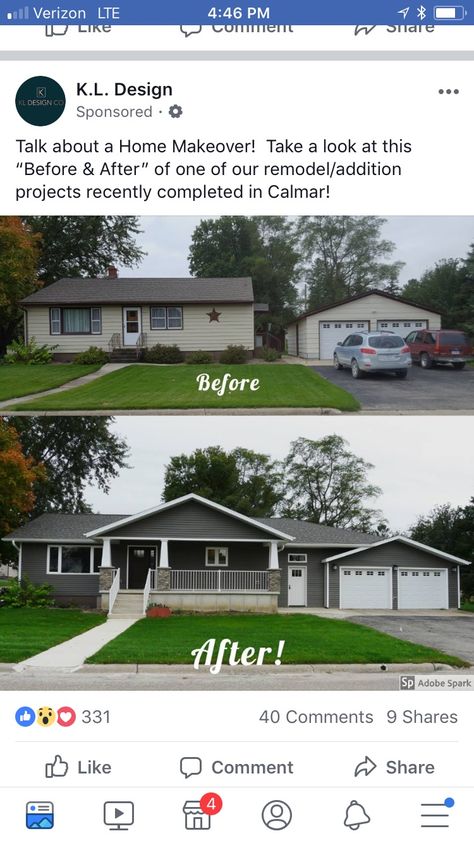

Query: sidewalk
<box><xmin>0</xmin><ymin>363</ymin><xmax>128</xmax><ymax>410</ymax></box>
<box><xmin>14</xmin><ymin>618</ymin><xmax>138</xmax><ymax>673</ymax></box>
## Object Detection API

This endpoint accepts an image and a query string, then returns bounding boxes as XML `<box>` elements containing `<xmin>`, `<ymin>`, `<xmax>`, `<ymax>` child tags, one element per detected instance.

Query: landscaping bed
<box><xmin>86</xmin><ymin>613</ymin><xmax>465</xmax><ymax>666</ymax></box>
<box><xmin>0</xmin><ymin>364</ymin><xmax>100</xmax><ymax>401</ymax></box>
<box><xmin>10</xmin><ymin>364</ymin><xmax>360</xmax><ymax>411</ymax></box>
<box><xmin>0</xmin><ymin>608</ymin><xmax>106</xmax><ymax>662</ymax></box>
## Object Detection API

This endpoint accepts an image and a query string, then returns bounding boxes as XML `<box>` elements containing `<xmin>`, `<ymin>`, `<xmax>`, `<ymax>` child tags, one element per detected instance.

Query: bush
<box><xmin>75</xmin><ymin>346</ymin><xmax>109</xmax><ymax>365</ymax></box>
<box><xmin>261</xmin><ymin>347</ymin><xmax>281</xmax><ymax>362</ymax></box>
<box><xmin>3</xmin><ymin>337</ymin><xmax>57</xmax><ymax>365</ymax></box>
<box><xmin>143</xmin><ymin>343</ymin><xmax>184</xmax><ymax>364</ymax></box>
<box><xmin>186</xmin><ymin>350</ymin><xmax>213</xmax><ymax>365</ymax></box>
<box><xmin>1</xmin><ymin>576</ymin><xmax>54</xmax><ymax>608</ymax></box>
<box><xmin>219</xmin><ymin>345</ymin><xmax>248</xmax><ymax>364</ymax></box>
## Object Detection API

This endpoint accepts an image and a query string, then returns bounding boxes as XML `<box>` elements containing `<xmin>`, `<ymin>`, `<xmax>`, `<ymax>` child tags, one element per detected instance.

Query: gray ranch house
<box><xmin>4</xmin><ymin>494</ymin><xmax>468</xmax><ymax>617</ymax></box>
<box><xmin>21</xmin><ymin>270</ymin><xmax>257</xmax><ymax>361</ymax></box>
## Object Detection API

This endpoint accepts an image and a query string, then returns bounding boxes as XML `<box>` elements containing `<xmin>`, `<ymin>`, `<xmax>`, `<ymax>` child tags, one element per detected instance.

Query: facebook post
<box><xmin>0</xmin><ymin>8</ymin><xmax>473</xmax><ymax>842</ymax></box>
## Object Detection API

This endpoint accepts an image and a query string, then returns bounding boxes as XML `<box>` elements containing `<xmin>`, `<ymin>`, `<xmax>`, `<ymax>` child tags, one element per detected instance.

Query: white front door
<box><xmin>398</xmin><ymin>569</ymin><xmax>448</xmax><ymax>609</ymax></box>
<box><xmin>123</xmin><ymin>307</ymin><xmax>141</xmax><ymax>346</ymax></box>
<box><xmin>340</xmin><ymin>568</ymin><xmax>392</xmax><ymax>609</ymax></box>
<box><xmin>320</xmin><ymin>321</ymin><xmax>369</xmax><ymax>359</ymax></box>
<box><xmin>288</xmin><ymin>566</ymin><xmax>306</xmax><ymax>606</ymax></box>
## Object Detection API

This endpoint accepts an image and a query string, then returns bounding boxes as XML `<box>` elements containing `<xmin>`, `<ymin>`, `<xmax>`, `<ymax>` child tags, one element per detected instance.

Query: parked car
<box><xmin>334</xmin><ymin>331</ymin><xmax>412</xmax><ymax>379</ymax></box>
<box><xmin>405</xmin><ymin>329</ymin><xmax>473</xmax><ymax>370</ymax></box>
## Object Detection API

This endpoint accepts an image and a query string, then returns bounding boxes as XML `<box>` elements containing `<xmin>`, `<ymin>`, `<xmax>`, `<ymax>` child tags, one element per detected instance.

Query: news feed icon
<box><xmin>6</xmin><ymin>4</ymin><xmax>29</xmax><ymax>20</ymax></box>
<box><xmin>15</xmin><ymin>76</ymin><xmax>66</xmax><ymax>126</ymax></box>
<box><xmin>400</xmin><ymin>675</ymin><xmax>416</xmax><ymax>690</ymax></box>
<box><xmin>26</xmin><ymin>802</ymin><xmax>54</xmax><ymax>830</ymax></box>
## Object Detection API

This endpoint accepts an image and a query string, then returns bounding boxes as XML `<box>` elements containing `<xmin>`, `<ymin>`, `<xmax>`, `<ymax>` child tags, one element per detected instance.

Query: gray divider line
<box><xmin>1</xmin><ymin>50</ymin><xmax>474</xmax><ymax>60</ymax></box>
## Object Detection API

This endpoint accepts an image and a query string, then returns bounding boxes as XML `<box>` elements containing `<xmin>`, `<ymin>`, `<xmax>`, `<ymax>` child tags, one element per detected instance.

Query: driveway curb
<box><xmin>78</xmin><ymin>662</ymin><xmax>456</xmax><ymax>675</ymax></box>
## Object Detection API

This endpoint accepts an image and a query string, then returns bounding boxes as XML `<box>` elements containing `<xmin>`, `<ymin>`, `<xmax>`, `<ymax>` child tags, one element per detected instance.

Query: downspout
<box><xmin>12</xmin><ymin>540</ymin><xmax>21</xmax><ymax>581</ymax></box>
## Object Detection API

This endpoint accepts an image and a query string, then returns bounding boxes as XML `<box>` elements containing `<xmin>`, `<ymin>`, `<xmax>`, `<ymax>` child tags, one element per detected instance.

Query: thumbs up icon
<box><xmin>45</xmin><ymin>755</ymin><xmax>69</xmax><ymax>778</ymax></box>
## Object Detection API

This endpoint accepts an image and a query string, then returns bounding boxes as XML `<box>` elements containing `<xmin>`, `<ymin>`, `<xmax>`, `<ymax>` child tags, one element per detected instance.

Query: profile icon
<box><xmin>262</xmin><ymin>800</ymin><xmax>292</xmax><ymax>830</ymax></box>
<box><xmin>15</xmin><ymin>76</ymin><xmax>66</xmax><ymax>126</ymax></box>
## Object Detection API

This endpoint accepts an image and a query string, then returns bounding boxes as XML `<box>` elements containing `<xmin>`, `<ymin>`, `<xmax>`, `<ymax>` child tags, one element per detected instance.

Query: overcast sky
<box><xmin>124</xmin><ymin>216</ymin><xmax>474</xmax><ymax>286</ymax></box>
<box><xmin>85</xmin><ymin>417</ymin><xmax>473</xmax><ymax>534</ymax></box>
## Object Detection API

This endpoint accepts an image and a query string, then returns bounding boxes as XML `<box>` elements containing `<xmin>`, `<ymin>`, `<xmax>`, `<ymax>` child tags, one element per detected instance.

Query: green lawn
<box><xmin>461</xmin><ymin>602</ymin><xmax>474</xmax><ymax>612</ymax></box>
<box><xmin>0</xmin><ymin>364</ymin><xmax>100</xmax><ymax>401</ymax></box>
<box><xmin>9</xmin><ymin>364</ymin><xmax>360</xmax><ymax>411</ymax></box>
<box><xmin>86</xmin><ymin>613</ymin><xmax>465</xmax><ymax>666</ymax></box>
<box><xmin>0</xmin><ymin>608</ymin><xmax>106</xmax><ymax>662</ymax></box>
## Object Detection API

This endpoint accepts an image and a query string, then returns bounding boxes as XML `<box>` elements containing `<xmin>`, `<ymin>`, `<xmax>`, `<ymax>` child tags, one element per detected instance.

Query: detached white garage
<box><xmin>287</xmin><ymin>290</ymin><xmax>441</xmax><ymax>360</ymax></box>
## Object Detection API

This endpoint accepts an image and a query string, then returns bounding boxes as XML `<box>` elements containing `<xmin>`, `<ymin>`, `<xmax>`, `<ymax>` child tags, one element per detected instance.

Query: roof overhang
<box><xmin>85</xmin><ymin>494</ymin><xmax>295</xmax><ymax>541</ymax></box>
<box><xmin>324</xmin><ymin>535</ymin><xmax>471</xmax><ymax>566</ymax></box>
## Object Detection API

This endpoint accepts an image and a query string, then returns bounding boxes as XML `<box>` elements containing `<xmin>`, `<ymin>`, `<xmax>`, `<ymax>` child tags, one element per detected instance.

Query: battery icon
<box><xmin>433</xmin><ymin>5</ymin><xmax>466</xmax><ymax>18</ymax></box>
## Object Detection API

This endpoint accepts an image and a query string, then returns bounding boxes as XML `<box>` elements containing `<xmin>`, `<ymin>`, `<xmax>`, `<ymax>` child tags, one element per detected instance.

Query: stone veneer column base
<box><xmin>98</xmin><ymin>566</ymin><xmax>117</xmax><ymax>612</ymax></box>
<box><xmin>156</xmin><ymin>569</ymin><xmax>171</xmax><ymax>591</ymax></box>
<box><xmin>268</xmin><ymin>569</ymin><xmax>281</xmax><ymax>594</ymax></box>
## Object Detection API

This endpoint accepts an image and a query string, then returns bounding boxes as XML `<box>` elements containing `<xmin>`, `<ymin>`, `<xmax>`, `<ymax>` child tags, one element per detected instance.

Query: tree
<box><xmin>280</xmin><ymin>435</ymin><xmax>387</xmax><ymax>534</ymax></box>
<box><xmin>0</xmin><ymin>420</ymin><xmax>45</xmax><ymax>563</ymax></box>
<box><xmin>23</xmin><ymin>216</ymin><xmax>145</xmax><ymax>286</ymax></box>
<box><xmin>402</xmin><ymin>258</ymin><xmax>474</xmax><ymax>334</ymax></box>
<box><xmin>163</xmin><ymin>446</ymin><xmax>283</xmax><ymax>517</ymax></box>
<box><xmin>0</xmin><ymin>217</ymin><xmax>40</xmax><ymax>353</ymax></box>
<box><xmin>188</xmin><ymin>216</ymin><xmax>299</xmax><ymax>321</ymax></box>
<box><xmin>296</xmin><ymin>216</ymin><xmax>404</xmax><ymax>308</ymax></box>
<box><xmin>409</xmin><ymin>499</ymin><xmax>474</xmax><ymax>600</ymax></box>
<box><xmin>8</xmin><ymin>418</ymin><xmax>129</xmax><ymax>516</ymax></box>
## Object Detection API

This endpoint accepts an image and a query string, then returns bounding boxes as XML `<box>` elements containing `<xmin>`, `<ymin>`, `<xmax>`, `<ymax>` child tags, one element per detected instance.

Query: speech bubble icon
<box><xmin>180</xmin><ymin>756</ymin><xmax>202</xmax><ymax>779</ymax></box>
<box><xmin>180</xmin><ymin>25</ymin><xmax>202</xmax><ymax>37</ymax></box>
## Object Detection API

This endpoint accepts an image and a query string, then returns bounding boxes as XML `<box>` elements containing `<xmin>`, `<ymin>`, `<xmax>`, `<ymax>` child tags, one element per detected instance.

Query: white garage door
<box><xmin>340</xmin><ymin>568</ymin><xmax>392</xmax><ymax>609</ymax></box>
<box><xmin>398</xmin><ymin>569</ymin><xmax>448</xmax><ymax>609</ymax></box>
<box><xmin>377</xmin><ymin>319</ymin><xmax>427</xmax><ymax>338</ymax></box>
<box><xmin>320</xmin><ymin>321</ymin><xmax>369</xmax><ymax>359</ymax></box>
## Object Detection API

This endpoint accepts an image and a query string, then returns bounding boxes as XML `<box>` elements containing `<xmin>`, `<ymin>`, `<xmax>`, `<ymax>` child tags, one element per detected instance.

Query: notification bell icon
<box><xmin>344</xmin><ymin>800</ymin><xmax>371</xmax><ymax>830</ymax></box>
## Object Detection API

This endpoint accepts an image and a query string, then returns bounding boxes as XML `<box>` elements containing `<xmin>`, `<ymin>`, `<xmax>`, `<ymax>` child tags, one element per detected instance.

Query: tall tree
<box><xmin>409</xmin><ymin>499</ymin><xmax>474</xmax><ymax>600</ymax></box>
<box><xmin>0</xmin><ymin>420</ymin><xmax>45</xmax><ymax>563</ymax></box>
<box><xmin>23</xmin><ymin>216</ymin><xmax>145</xmax><ymax>286</ymax></box>
<box><xmin>188</xmin><ymin>216</ymin><xmax>299</xmax><ymax>322</ymax></box>
<box><xmin>280</xmin><ymin>435</ymin><xmax>387</xmax><ymax>534</ymax></box>
<box><xmin>8</xmin><ymin>418</ymin><xmax>129</xmax><ymax>516</ymax></box>
<box><xmin>163</xmin><ymin>446</ymin><xmax>283</xmax><ymax>517</ymax></box>
<box><xmin>297</xmin><ymin>216</ymin><xmax>404</xmax><ymax>308</ymax></box>
<box><xmin>0</xmin><ymin>217</ymin><xmax>40</xmax><ymax>353</ymax></box>
<box><xmin>402</xmin><ymin>258</ymin><xmax>474</xmax><ymax>334</ymax></box>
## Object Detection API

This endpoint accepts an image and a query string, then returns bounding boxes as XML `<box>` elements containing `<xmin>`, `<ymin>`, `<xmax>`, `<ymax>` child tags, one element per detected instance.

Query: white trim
<box><xmin>126</xmin><ymin>545</ymin><xmax>158</xmax><ymax>589</ymax></box>
<box><xmin>325</xmin><ymin>535</ymin><xmax>471</xmax><ymax>566</ymax></box>
<box><xmin>397</xmin><ymin>567</ymin><xmax>449</xmax><ymax>610</ymax></box>
<box><xmin>84</xmin><ymin>493</ymin><xmax>295</xmax><ymax>541</ymax></box>
<box><xmin>339</xmin><ymin>566</ymin><xmax>392</xmax><ymax>610</ymax></box>
<box><xmin>325</xmin><ymin>562</ymin><xmax>329</xmax><ymax>608</ymax></box>
<box><xmin>287</xmin><ymin>564</ymin><xmax>307</xmax><ymax>607</ymax></box>
<box><xmin>88</xmin><ymin>536</ymin><xmax>285</xmax><ymax>544</ymax></box>
<box><xmin>288</xmin><ymin>552</ymin><xmax>308</xmax><ymax>563</ymax></box>
<box><xmin>205</xmin><ymin>546</ymin><xmax>229</xmax><ymax>567</ymax></box>
<box><xmin>46</xmin><ymin>544</ymin><xmax>101</xmax><ymax>575</ymax></box>
<box><xmin>457</xmin><ymin>565</ymin><xmax>461</xmax><ymax>609</ymax></box>
<box><xmin>288</xmin><ymin>542</ymin><xmax>367</xmax><ymax>549</ymax></box>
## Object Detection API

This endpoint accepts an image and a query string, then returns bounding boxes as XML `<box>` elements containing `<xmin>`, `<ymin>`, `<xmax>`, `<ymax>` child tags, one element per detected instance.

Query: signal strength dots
<box><xmin>6</xmin><ymin>5</ymin><xmax>30</xmax><ymax>19</ymax></box>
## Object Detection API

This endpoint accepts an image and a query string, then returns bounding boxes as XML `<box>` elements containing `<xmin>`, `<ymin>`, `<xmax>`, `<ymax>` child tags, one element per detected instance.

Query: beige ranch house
<box><xmin>21</xmin><ymin>271</ymin><xmax>257</xmax><ymax>361</ymax></box>
<box><xmin>287</xmin><ymin>290</ymin><xmax>442</xmax><ymax>360</ymax></box>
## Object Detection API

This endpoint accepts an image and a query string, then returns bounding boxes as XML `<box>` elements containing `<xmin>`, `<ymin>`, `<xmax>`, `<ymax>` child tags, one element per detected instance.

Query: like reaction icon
<box><xmin>45</xmin><ymin>755</ymin><xmax>68</xmax><ymax>778</ymax></box>
<box><xmin>57</xmin><ymin>706</ymin><xmax>76</xmax><ymax>727</ymax></box>
<box><xmin>15</xmin><ymin>707</ymin><xmax>35</xmax><ymax>727</ymax></box>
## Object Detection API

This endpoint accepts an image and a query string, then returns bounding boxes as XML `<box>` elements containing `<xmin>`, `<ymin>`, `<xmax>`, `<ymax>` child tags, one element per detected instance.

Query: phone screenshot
<box><xmin>0</xmin><ymin>1</ymin><xmax>473</xmax><ymax>839</ymax></box>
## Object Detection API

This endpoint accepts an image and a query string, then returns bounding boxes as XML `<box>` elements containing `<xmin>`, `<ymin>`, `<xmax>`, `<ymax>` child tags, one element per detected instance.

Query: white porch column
<box><xmin>101</xmin><ymin>538</ymin><xmax>112</xmax><ymax>567</ymax></box>
<box><xmin>160</xmin><ymin>539</ymin><xmax>169</xmax><ymax>567</ymax></box>
<box><xmin>268</xmin><ymin>541</ymin><xmax>280</xmax><ymax>569</ymax></box>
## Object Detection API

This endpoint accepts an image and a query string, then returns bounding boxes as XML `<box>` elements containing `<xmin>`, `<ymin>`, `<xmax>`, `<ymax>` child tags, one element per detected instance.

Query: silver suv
<box><xmin>334</xmin><ymin>331</ymin><xmax>412</xmax><ymax>379</ymax></box>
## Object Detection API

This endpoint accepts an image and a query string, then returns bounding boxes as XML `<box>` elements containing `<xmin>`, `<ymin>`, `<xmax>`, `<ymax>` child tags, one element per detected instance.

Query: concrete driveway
<box><xmin>349</xmin><ymin>613</ymin><xmax>474</xmax><ymax>663</ymax></box>
<box><xmin>311</xmin><ymin>363</ymin><xmax>474</xmax><ymax>412</ymax></box>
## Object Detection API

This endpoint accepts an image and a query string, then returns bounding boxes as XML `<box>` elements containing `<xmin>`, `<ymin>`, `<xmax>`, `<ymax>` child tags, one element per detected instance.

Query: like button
<box><xmin>45</xmin><ymin>755</ymin><xmax>69</xmax><ymax>778</ymax></box>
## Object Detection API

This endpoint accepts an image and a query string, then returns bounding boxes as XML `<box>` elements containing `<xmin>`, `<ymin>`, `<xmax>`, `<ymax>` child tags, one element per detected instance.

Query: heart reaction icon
<box><xmin>56</xmin><ymin>707</ymin><xmax>76</xmax><ymax>727</ymax></box>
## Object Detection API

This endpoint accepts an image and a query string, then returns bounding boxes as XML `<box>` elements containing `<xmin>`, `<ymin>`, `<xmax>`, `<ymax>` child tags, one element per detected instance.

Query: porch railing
<box><xmin>143</xmin><ymin>568</ymin><xmax>153</xmax><ymax>615</ymax></box>
<box><xmin>108</xmin><ymin>568</ymin><xmax>121</xmax><ymax>615</ymax></box>
<box><xmin>108</xmin><ymin>332</ymin><xmax>121</xmax><ymax>351</ymax></box>
<box><xmin>169</xmin><ymin>569</ymin><xmax>269</xmax><ymax>592</ymax></box>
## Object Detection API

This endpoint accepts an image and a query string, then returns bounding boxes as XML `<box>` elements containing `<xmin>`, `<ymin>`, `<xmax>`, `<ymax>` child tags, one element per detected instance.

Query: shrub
<box><xmin>3</xmin><ymin>337</ymin><xmax>57</xmax><ymax>365</ymax></box>
<box><xmin>261</xmin><ymin>347</ymin><xmax>281</xmax><ymax>362</ymax></box>
<box><xmin>219</xmin><ymin>345</ymin><xmax>248</xmax><ymax>364</ymax></box>
<box><xmin>75</xmin><ymin>346</ymin><xmax>109</xmax><ymax>365</ymax></box>
<box><xmin>1</xmin><ymin>576</ymin><xmax>54</xmax><ymax>608</ymax></box>
<box><xmin>186</xmin><ymin>350</ymin><xmax>213</xmax><ymax>365</ymax></box>
<box><xmin>143</xmin><ymin>343</ymin><xmax>184</xmax><ymax>364</ymax></box>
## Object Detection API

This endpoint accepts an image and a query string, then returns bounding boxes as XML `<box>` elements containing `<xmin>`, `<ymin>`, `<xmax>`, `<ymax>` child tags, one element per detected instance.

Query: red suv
<box><xmin>405</xmin><ymin>329</ymin><xmax>473</xmax><ymax>370</ymax></box>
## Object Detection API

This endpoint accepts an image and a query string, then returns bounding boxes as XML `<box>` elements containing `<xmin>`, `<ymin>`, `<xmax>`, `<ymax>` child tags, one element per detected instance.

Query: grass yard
<box><xmin>0</xmin><ymin>608</ymin><xmax>106</xmax><ymax>662</ymax></box>
<box><xmin>461</xmin><ymin>602</ymin><xmax>474</xmax><ymax>612</ymax></box>
<box><xmin>9</xmin><ymin>364</ymin><xmax>360</xmax><ymax>411</ymax></box>
<box><xmin>0</xmin><ymin>364</ymin><xmax>100</xmax><ymax>401</ymax></box>
<box><xmin>86</xmin><ymin>613</ymin><xmax>465</xmax><ymax>666</ymax></box>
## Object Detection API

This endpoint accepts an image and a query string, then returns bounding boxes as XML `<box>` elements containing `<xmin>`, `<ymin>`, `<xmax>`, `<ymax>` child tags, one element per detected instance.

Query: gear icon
<box><xmin>169</xmin><ymin>104</ymin><xmax>183</xmax><ymax>118</ymax></box>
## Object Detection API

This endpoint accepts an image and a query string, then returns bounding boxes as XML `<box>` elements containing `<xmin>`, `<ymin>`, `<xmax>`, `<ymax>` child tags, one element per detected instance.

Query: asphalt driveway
<box><xmin>350</xmin><ymin>614</ymin><xmax>474</xmax><ymax>664</ymax></box>
<box><xmin>311</xmin><ymin>364</ymin><xmax>474</xmax><ymax>412</ymax></box>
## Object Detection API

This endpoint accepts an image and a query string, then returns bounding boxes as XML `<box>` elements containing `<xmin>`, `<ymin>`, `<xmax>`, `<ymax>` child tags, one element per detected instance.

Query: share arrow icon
<box><xmin>354</xmin><ymin>756</ymin><xmax>377</xmax><ymax>777</ymax></box>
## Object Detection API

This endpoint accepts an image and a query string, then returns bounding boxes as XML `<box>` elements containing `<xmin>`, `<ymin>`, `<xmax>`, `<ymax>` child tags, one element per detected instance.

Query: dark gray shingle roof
<box><xmin>21</xmin><ymin>277</ymin><xmax>254</xmax><ymax>306</ymax></box>
<box><xmin>258</xmin><ymin>517</ymin><xmax>380</xmax><ymax>545</ymax></box>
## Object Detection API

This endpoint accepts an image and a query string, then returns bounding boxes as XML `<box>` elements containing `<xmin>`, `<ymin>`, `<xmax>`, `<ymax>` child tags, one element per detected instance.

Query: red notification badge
<box><xmin>200</xmin><ymin>793</ymin><xmax>223</xmax><ymax>816</ymax></box>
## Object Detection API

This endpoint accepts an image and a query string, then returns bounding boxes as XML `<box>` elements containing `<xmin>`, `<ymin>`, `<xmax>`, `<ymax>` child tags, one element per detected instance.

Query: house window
<box><xmin>49</xmin><ymin>307</ymin><xmax>102</xmax><ymax>335</ymax></box>
<box><xmin>150</xmin><ymin>306</ymin><xmax>183</xmax><ymax>331</ymax></box>
<box><xmin>47</xmin><ymin>545</ymin><xmax>100</xmax><ymax>574</ymax></box>
<box><xmin>205</xmin><ymin>547</ymin><xmax>229</xmax><ymax>567</ymax></box>
<box><xmin>288</xmin><ymin>553</ymin><xmax>307</xmax><ymax>563</ymax></box>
